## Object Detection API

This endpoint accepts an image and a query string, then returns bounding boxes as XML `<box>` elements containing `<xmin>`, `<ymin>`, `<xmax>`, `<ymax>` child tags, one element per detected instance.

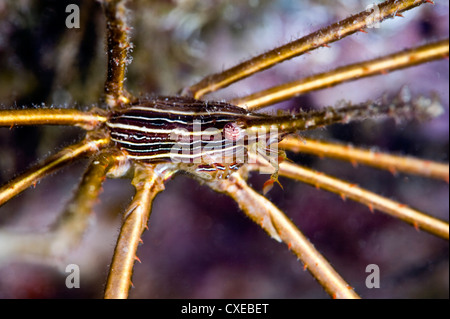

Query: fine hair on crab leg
<box><xmin>105</xmin><ymin>164</ymin><xmax>171</xmax><ymax>299</ymax></box>
<box><xmin>103</xmin><ymin>0</ymin><xmax>133</xmax><ymax>108</ymax></box>
<box><xmin>274</xmin><ymin>161</ymin><xmax>449</xmax><ymax>240</ymax></box>
<box><xmin>0</xmin><ymin>151</ymin><xmax>120</xmax><ymax>262</ymax></box>
<box><xmin>0</xmin><ymin>138</ymin><xmax>110</xmax><ymax>206</ymax></box>
<box><xmin>51</xmin><ymin>151</ymin><xmax>126</xmax><ymax>252</ymax></box>
<box><xmin>183</xmin><ymin>0</ymin><xmax>434</xmax><ymax>99</ymax></box>
<box><xmin>0</xmin><ymin>108</ymin><xmax>107</xmax><ymax>130</ymax></box>
<box><xmin>279</xmin><ymin>137</ymin><xmax>449</xmax><ymax>182</ymax></box>
<box><xmin>244</xmin><ymin>90</ymin><xmax>443</xmax><ymax>135</ymax></box>
<box><xmin>207</xmin><ymin>172</ymin><xmax>360</xmax><ymax>299</ymax></box>
<box><xmin>232</xmin><ymin>40</ymin><xmax>449</xmax><ymax>110</ymax></box>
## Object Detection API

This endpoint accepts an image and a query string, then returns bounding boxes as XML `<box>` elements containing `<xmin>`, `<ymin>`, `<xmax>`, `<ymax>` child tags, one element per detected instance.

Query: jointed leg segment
<box><xmin>103</xmin><ymin>0</ymin><xmax>133</xmax><ymax>108</ymax></box>
<box><xmin>279</xmin><ymin>137</ymin><xmax>449</xmax><ymax>182</ymax></box>
<box><xmin>184</xmin><ymin>0</ymin><xmax>434</xmax><ymax>99</ymax></box>
<box><xmin>0</xmin><ymin>109</ymin><xmax>107</xmax><ymax>130</ymax></box>
<box><xmin>232</xmin><ymin>40</ymin><xmax>449</xmax><ymax>110</ymax></box>
<box><xmin>0</xmin><ymin>138</ymin><xmax>110</xmax><ymax>207</ymax></box>
<box><xmin>275</xmin><ymin>161</ymin><xmax>449</xmax><ymax>240</ymax></box>
<box><xmin>0</xmin><ymin>151</ymin><xmax>120</xmax><ymax>262</ymax></box>
<box><xmin>104</xmin><ymin>163</ymin><xmax>171</xmax><ymax>299</ymax></box>
<box><xmin>208</xmin><ymin>172</ymin><xmax>361</xmax><ymax>299</ymax></box>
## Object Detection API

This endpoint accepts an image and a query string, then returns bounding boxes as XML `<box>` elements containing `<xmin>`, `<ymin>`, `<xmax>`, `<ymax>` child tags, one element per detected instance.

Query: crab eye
<box><xmin>223</xmin><ymin>122</ymin><xmax>243</xmax><ymax>141</ymax></box>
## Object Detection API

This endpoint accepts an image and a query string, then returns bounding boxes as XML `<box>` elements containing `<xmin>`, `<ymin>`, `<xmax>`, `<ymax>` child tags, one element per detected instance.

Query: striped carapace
<box><xmin>106</xmin><ymin>96</ymin><xmax>289</xmax><ymax>181</ymax></box>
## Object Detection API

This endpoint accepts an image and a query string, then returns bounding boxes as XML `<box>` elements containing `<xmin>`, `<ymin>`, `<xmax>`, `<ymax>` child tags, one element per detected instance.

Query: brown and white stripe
<box><xmin>106</xmin><ymin>96</ymin><xmax>267</xmax><ymax>163</ymax></box>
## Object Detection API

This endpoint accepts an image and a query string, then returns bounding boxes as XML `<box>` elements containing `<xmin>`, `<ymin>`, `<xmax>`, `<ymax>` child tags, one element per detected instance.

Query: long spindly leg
<box><xmin>268</xmin><ymin>161</ymin><xmax>449</xmax><ymax>240</ymax></box>
<box><xmin>207</xmin><ymin>172</ymin><xmax>360</xmax><ymax>299</ymax></box>
<box><xmin>0</xmin><ymin>151</ymin><xmax>121</xmax><ymax>262</ymax></box>
<box><xmin>103</xmin><ymin>0</ymin><xmax>133</xmax><ymax>108</ymax></box>
<box><xmin>0</xmin><ymin>109</ymin><xmax>107</xmax><ymax>130</ymax></box>
<box><xmin>231</xmin><ymin>40</ymin><xmax>449</xmax><ymax>110</ymax></box>
<box><xmin>244</xmin><ymin>90</ymin><xmax>443</xmax><ymax>138</ymax></box>
<box><xmin>104</xmin><ymin>163</ymin><xmax>175</xmax><ymax>299</ymax></box>
<box><xmin>183</xmin><ymin>0</ymin><xmax>433</xmax><ymax>99</ymax></box>
<box><xmin>278</xmin><ymin>137</ymin><xmax>449</xmax><ymax>182</ymax></box>
<box><xmin>0</xmin><ymin>138</ymin><xmax>110</xmax><ymax>206</ymax></box>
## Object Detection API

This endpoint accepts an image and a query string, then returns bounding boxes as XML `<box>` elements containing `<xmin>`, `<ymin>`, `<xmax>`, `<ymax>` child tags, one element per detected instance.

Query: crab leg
<box><xmin>104</xmin><ymin>163</ymin><xmax>173</xmax><ymax>299</ymax></box>
<box><xmin>245</xmin><ymin>91</ymin><xmax>443</xmax><ymax>136</ymax></box>
<box><xmin>183</xmin><ymin>0</ymin><xmax>433</xmax><ymax>98</ymax></box>
<box><xmin>208</xmin><ymin>173</ymin><xmax>361</xmax><ymax>299</ymax></box>
<box><xmin>103</xmin><ymin>0</ymin><xmax>132</xmax><ymax>108</ymax></box>
<box><xmin>279</xmin><ymin>137</ymin><xmax>449</xmax><ymax>182</ymax></box>
<box><xmin>52</xmin><ymin>151</ymin><xmax>126</xmax><ymax>250</ymax></box>
<box><xmin>0</xmin><ymin>152</ymin><xmax>120</xmax><ymax>261</ymax></box>
<box><xmin>0</xmin><ymin>138</ymin><xmax>110</xmax><ymax>206</ymax></box>
<box><xmin>232</xmin><ymin>40</ymin><xmax>449</xmax><ymax>110</ymax></box>
<box><xmin>0</xmin><ymin>109</ymin><xmax>106</xmax><ymax>130</ymax></box>
<box><xmin>275</xmin><ymin>161</ymin><xmax>449</xmax><ymax>240</ymax></box>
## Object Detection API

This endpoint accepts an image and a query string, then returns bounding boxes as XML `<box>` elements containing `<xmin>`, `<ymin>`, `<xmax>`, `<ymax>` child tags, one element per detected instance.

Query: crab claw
<box><xmin>262</xmin><ymin>174</ymin><xmax>283</xmax><ymax>195</ymax></box>
<box><xmin>262</xmin><ymin>178</ymin><xmax>275</xmax><ymax>195</ymax></box>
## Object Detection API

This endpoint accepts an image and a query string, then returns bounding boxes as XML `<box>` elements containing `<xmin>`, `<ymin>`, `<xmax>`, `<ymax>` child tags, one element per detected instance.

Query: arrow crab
<box><xmin>0</xmin><ymin>0</ymin><xmax>448</xmax><ymax>298</ymax></box>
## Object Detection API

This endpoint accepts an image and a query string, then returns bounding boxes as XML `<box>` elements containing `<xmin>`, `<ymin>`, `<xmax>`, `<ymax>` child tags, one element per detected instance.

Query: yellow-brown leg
<box><xmin>0</xmin><ymin>109</ymin><xmax>107</xmax><ymax>129</ymax></box>
<box><xmin>0</xmin><ymin>138</ymin><xmax>110</xmax><ymax>206</ymax></box>
<box><xmin>279</xmin><ymin>137</ymin><xmax>449</xmax><ymax>182</ymax></box>
<box><xmin>208</xmin><ymin>172</ymin><xmax>360</xmax><ymax>299</ymax></box>
<box><xmin>183</xmin><ymin>0</ymin><xmax>433</xmax><ymax>99</ymax></box>
<box><xmin>267</xmin><ymin>161</ymin><xmax>449</xmax><ymax>239</ymax></box>
<box><xmin>0</xmin><ymin>151</ymin><xmax>121</xmax><ymax>262</ymax></box>
<box><xmin>104</xmin><ymin>163</ymin><xmax>175</xmax><ymax>299</ymax></box>
<box><xmin>232</xmin><ymin>40</ymin><xmax>449</xmax><ymax>110</ymax></box>
<box><xmin>103</xmin><ymin>0</ymin><xmax>133</xmax><ymax>108</ymax></box>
